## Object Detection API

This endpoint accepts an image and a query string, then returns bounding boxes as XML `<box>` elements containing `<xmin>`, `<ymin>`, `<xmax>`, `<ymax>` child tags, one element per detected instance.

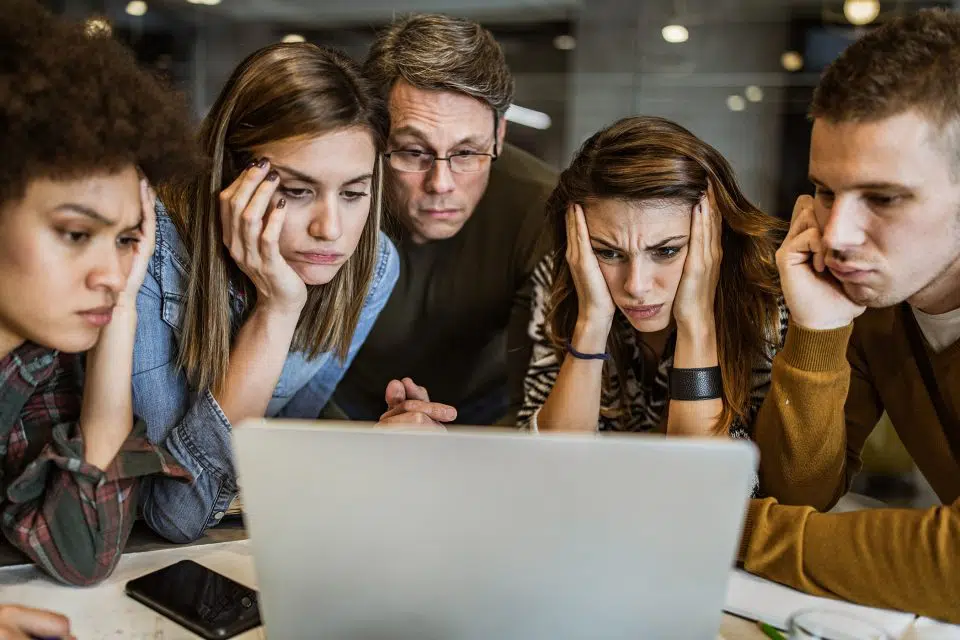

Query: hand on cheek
<box><xmin>776</xmin><ymin>195</ymin><xmax>865</xmax><ymax>330</ymax></box>
<box><xmin>672</xmin><ymin>185</ymin><xmax>722</xmax><ymax>335</ymax></box>
<box><xmin>219</xmin><ymin>159</ymin><xmax>308</xmax><ymax>317</ymax></box>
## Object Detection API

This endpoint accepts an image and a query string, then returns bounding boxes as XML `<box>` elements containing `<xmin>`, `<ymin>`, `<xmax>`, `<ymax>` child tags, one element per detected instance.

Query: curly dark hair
<box><xmin>0</xmin><ymin>0</ymin><xmax>199</xmax><ymax>207</ymax></box>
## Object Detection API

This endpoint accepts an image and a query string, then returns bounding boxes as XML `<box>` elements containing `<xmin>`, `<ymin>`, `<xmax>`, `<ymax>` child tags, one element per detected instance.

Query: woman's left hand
<box><xmin>672</xmin><ymin>183</ymin><xmax>722</xmax><ymax>334</ymax></box>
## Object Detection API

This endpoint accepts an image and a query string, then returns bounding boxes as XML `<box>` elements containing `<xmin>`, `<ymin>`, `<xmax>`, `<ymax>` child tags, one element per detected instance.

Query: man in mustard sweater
<box><xmin>744</xmin><ymin>9</ymin><xmax>960</xmax><ymax>622</ymax></box>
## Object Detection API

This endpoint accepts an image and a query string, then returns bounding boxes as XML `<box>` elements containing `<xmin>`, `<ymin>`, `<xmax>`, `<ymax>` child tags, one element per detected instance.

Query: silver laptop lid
<box><xmin>234</xmin><ymin>422</ymin><xmax>756</xmax><ymax>640</ymax></box>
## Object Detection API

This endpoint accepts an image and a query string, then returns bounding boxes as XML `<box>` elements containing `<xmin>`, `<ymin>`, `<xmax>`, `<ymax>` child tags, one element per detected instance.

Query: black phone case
<box><xmin>125</xmin><ymin>560</ymin><xmax>262</xmax><ymax>640</ymax></box>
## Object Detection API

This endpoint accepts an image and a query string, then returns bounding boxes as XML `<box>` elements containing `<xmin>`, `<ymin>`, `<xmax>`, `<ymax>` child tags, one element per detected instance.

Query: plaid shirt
<box><xmin>0</xmin><ymin>342</ymin><xmax>191</xmax><ymax>585</ymax></box>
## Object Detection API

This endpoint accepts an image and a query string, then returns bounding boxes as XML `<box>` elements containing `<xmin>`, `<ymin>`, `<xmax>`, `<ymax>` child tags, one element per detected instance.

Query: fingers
<box><xmin>375</xmin><ymin>412</ymin><xmax>447</xmax><ymax>431</ymax></box>
<box><xmin>705</xmin><ymin>182</ymin><xmax>722</xmax><ymax>258</ymax></box>
<box><xmin>239</xmin><ymin>171</ymin><xmax>280</xmax><ymax>264</ymax></box>
<box><xmin>384</xmin><ymin>379</ymin><xmax>407</xmax><ymax>406</ymax></box>
<box><xmin>122</xmin><ymin>178</ymin><xmax>159</xmax><ymax>297</ymax></box>
<box><xmin>565</xmin><ymin>202</ymin><xmax>593</xmax><ymax>270</ymax></box>
<box><xmin>786</xmin><ymin>195</ymin><xmax>818</xmax><ymax>240</ymax></box>
<box><xmin>139</xmin><ymin>178</ymin><xmax>157</xmax><ymax>256</ymax></box>
<box><xmin>0</xmin><ymin>605</ymin><xmax>70</xmax><ymax>639</ymax></box>
<box><xmin>259</xmin><ymin>196</ymin><xmax>287</xmax><ymax>267</ymax></box>
<box><xmin>688</xmin><ymin>195</ymin><xmax>706</xmax><ymax>267</ymax></box>
<box><xmin>564</xmin><ymin>203</ymin><xmax>579</xmax><ymax>265</ymax></box>
<box><xmin>779</xmin><ymin>226</ymin><xmax>827</xmax><ymax>273</ymax></box>
<box><xmin>219</xmin><ymin>158</ymin><xmax>271</xmax><ymax>251</ymax></box>
<box><xmin>0</xmin><ymin>623</ymin><xmax>30</xmax><ymax>640</ymax></box>
<box><xmin>379</xmin><ymin>400</ymin><xmax>456</xmax><ymax>423</ymax></box>
<box><xmin>401</xmin><ymin>377</ymin><xmax>430</xmax><ymax>402</ymax></box>
<box><xmin>573</xmin><ymin>203</ymin><xmax>591</xmax><ymax>256</ymax></box>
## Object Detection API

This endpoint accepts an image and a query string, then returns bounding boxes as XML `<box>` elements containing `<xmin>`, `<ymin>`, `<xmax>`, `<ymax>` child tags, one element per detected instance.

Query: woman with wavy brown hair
<box><xmin>518</xmin><ymin>116</ymin><xmax>788</xmax><ymax>469</ymax></box>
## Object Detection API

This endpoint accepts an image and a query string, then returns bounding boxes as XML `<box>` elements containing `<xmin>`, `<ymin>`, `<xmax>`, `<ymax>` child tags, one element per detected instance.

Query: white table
<box><xmin>2</xmin><ymin>538</ymin><xmax>953</xmax><ymax>640</ymax></box>
<box><xmin>0</xmin><ymin>540</ymin><xmax>768</xmax><ymax>639</ymax></box>
<box><xmin>0</xmin><ymin>541</ymin><xmax>264</xmax><ymax>640</ymax></box>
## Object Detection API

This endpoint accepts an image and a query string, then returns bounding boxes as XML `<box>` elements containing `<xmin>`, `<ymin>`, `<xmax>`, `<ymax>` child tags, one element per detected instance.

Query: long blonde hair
<box><xmin>545</xmin><ymin>116</ymin><xmax>787</xmax><ymax>433</ymax></box>
<box><xmin>161</xmin><ymin>43</ymin><xmax>389</xmax><ymax>394</ymax></box>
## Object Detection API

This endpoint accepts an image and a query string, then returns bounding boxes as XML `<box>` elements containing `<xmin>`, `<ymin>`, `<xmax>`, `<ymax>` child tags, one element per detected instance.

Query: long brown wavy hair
<box><xmin>161</xmin><ymin>43</ymin><xmax>389</xmax><ymax>394</ymax></box>
<box><xmin>545</xmin><ymin>116</ymin><xmax>786</xmax><ymax>433</ymax></box>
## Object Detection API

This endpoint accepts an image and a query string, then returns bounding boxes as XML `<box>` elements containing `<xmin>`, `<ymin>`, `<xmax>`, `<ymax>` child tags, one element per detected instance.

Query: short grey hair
<box><xmin>363</xmin><ymin>13</ymin><xmax>515</xmax><ymax>117</ymax></box>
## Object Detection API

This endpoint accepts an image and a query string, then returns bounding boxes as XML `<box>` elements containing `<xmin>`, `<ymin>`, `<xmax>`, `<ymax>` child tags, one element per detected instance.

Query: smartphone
<box><xmin>125</xmin><ymin>559</ymin><xmax>262</xmax><ymax>639</ymax></box>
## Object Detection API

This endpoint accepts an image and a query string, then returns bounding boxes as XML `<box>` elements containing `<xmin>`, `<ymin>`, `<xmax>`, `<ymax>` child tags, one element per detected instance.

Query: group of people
<box><xmin>1</xmin><ymin>0</ymin><xmax>959</xmax><ymax>635</ymax></box>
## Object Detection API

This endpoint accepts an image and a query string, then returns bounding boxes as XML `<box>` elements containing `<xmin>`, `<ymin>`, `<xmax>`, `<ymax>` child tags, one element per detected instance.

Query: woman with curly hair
<box><xmin>518</xmin><ymin>117</ymin><xmax>788</xmax><ymax>490</ymax></box>
<box><xmin>0</xmin><ymin>0</ymin><xmax>196</xmax><ymax>585</ymax></box>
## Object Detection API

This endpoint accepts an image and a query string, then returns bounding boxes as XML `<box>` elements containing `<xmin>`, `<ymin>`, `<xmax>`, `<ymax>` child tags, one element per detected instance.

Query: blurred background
<box><xmin>39</xmin><ymin>0</ymin><xmax>954</xmax><ymax>218</ymax></box>
<box><xmin>40</xmin><ymin>0</ymin><xmax>949</xmax><ymax>506</ymax></box>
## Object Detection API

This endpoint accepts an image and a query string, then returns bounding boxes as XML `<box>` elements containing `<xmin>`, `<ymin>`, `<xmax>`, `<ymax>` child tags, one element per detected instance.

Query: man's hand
<box><xmin>377</xmin><ymin>378</ymin><xmax>457</xmax><ymax>428</ymax></box>
<box><xmin>776</xmin><ymin>195</ymin><xmax>865</xmax><ymax>330</ymax></box>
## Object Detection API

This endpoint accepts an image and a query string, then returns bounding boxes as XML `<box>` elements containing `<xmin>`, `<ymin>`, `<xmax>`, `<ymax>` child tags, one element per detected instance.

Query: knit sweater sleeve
<box><xmin>753</xmin><ymin>320</ymin><xmax>883</xmax><ymax>509</ymax></box>
<box><xmin>739</xmin><ymin>496</ymin><xmax>960</xmax><ymax>623</ymax></box>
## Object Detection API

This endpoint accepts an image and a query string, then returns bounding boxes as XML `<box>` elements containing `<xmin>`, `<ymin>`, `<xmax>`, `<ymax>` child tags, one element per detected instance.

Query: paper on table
<box><xmin>906</xmin><ymin>618</ymin><xmax>960</xmax><ymax>640</ymax></box>
<box><xmin>724</xmin><ymin>569</ymin><xmax>916</xmax><ymax>638</ymax></box>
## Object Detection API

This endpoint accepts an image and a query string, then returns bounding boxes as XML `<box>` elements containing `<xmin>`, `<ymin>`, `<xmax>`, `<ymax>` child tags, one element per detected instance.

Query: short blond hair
<box><xmin>364</xmin><ymin>13</ymin><xmax>515</xmax><ymax>116</ymax></box>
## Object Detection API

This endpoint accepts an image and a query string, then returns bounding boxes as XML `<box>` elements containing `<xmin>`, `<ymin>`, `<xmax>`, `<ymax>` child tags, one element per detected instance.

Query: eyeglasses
<box><xmin>385</xmin><ymin>150</ymin><xmax>497</xmax><ymax>174</ymax></box>
<box><xmin>384</xmin><ymin>112</ymin><xmax>500</xmax><ymax>174</ymax></box>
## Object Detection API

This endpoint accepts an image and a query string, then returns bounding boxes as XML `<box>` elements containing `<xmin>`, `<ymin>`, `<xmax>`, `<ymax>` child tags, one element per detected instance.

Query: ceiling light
<box><xmin>187</xmin><ymin>0</ymin><xmax>221</xmax><ymax>6</ymax></box>
<box><xmin>843</xmin><ymin>0</ymin><xmax>880</xmax><ymax>26</ymax></box>
<box><xmin>780</xmin><ymin>50</ymin><xmax>803</xmax><ymax>72</ymax></box>
<box><xmin>83</xmin><ymin>17</ymin><xmax>111</xmax><ymax>37</ymax></box>
<box><xmin>745</xmin><ymin>85</ymin><xmax>764</xmax><ymax>102</ymax></box>
<box><xmin>125</xmin><ymin>0</ymin><xmax>147</xmax><ymax>15</ymax></box>
<box><xmin>726</xmin><ymin>95</ymin><xmax>746</xmax><ymax>112</ymax></box>
<box><xmin>505</xmin><ymin>104</ymin><xmax>552</xmax><ymax>130</ymax></box>
<box><xmin>282</xmin><ymin>34</ymin><xmax>306</xmax><ymax>43</ymax></box>
<box><xmin>661</xmin><ymin>24</ymin><xmax>689</xmax><ymax>44</ymax></box>
<box><xmin>553</xmin><ymin>35</ymin><xmax>576</xmax><ymax>51</ymax></box>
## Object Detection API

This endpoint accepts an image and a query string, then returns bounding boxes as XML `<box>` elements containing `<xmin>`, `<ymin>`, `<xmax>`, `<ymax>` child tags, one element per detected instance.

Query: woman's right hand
<box><xmin>565</xmin><ymin>203</ymin><xmax>616</xmax><ymax>329</ymax></box>
<box><xmin>219</xmin><ymin>159</ymin><xmax>307</xmax><ymax>316</ymax></box>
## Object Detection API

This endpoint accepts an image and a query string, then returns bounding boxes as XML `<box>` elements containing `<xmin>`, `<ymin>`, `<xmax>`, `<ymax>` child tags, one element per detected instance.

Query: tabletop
<box><xmin>0</xmin><ymin>537</ymin><xmax>769</xmax><ymax>640</ymax></box>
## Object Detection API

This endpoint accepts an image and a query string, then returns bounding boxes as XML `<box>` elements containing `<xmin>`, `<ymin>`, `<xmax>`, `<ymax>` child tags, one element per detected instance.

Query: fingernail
<box><xmin>266</xmin><ymin>170</ymin><xmax>279</xmax><ymax>181</ymax></box>
<box><xmin>276</xmin><ymin>197</ymin><xmax>286</xmax><ymax>209</ymax></box>
<box><xmin>247</xmin><ymin>160</ymin><xmax>257</xmax><ymax>168</ymax></box>
<box><xmin>256</xmin><ymin>158</ymin><xmax>269</xmax><ymax>169</ymax></box>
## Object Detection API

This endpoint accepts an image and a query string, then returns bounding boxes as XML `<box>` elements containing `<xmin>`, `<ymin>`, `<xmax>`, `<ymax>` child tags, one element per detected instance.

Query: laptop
<box><xmin>233</xmin><ymin>421</ymin><xmax>756</xmax><ymax>640</ymax></box>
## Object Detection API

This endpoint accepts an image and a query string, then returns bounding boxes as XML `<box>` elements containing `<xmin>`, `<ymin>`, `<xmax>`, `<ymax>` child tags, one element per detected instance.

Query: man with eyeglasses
<box><xmin>331</xmin><ymin>14</ymin><xmax>557</xmax><ymax>425</ymax></box>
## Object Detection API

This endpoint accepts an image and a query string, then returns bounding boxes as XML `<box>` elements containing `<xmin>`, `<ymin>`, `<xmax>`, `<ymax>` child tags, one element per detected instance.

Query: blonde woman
<box><xmin>132</xmin><ymin>44</ymin><xmax>412</xmax><ymax>543</ymax></box>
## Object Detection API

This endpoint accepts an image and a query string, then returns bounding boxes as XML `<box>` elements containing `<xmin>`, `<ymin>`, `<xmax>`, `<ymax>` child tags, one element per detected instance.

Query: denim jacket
<box><xmin>132</xmin><ymin>204</ymin><xmax>399</xmax><ymax>543</ymax></box>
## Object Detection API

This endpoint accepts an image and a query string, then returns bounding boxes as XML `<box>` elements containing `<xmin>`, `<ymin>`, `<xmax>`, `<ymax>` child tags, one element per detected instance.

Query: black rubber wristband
<box><xmin>669</xmin><ymin>366</ymin><xmax>722</xmax><ymax>400</ymax></box>
<box><xmin>566</xmin><ymin>340</ymin><xmax>610</xmax><ymax>361</ymax></box>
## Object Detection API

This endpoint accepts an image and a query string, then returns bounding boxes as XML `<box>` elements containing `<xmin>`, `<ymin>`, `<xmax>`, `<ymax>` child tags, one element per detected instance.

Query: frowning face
<box><xmin>585</xmin><ymin>198</ymin><xmax>693</xmax><ymax>332</ymax></box>
<box><xmin>0</xmin><ymin>166</ymin><xmax>144</xmax><ymax>354</ymax></box>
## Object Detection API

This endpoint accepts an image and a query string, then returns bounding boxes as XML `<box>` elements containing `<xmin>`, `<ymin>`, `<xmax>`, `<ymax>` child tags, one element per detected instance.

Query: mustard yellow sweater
<box><xmin>743</xmin><ymin>306</ymin><xmax>960</xmax><ymax>623</ymax></box>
